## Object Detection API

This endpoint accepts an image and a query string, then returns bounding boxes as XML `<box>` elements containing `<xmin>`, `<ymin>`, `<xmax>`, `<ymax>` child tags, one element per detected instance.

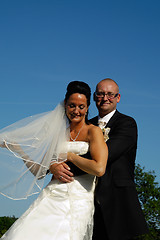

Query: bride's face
<box><xmin>65</xmin><ymin>93</ymin><xmax>88</xmax><ymax>123</ymax></box>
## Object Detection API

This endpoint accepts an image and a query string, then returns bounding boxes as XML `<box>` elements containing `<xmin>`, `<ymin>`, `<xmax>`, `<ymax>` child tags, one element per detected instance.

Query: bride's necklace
<box><xmin>70</xmin><ymin>122</ymin><xmax>85</xmax><ymax>142</ymax></box>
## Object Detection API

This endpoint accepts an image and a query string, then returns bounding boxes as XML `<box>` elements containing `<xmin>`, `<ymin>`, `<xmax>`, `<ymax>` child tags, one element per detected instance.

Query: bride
<box><xmin>0</xmin><ymin>81</ymin><xmax>108</xmax><ymax>240</ymax></box>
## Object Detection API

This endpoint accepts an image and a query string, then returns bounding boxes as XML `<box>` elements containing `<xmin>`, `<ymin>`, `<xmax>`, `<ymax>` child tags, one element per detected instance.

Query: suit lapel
<box><xmin>106</xmin><ymin>110</ymin><xmax>120</xmax><ymax>128</ymax></box>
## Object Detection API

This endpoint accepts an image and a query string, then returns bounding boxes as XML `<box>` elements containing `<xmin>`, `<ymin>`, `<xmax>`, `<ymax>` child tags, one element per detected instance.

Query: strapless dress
<box><xmin>1</xmin><ymin>141</ymin><xmax>96</xmax><ymax>240</ymax></box>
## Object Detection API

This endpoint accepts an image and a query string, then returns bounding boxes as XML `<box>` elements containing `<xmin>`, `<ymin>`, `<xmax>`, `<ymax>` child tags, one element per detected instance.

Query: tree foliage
<box><xmin>0</xmin><ymin>216</ymin><xmax>18</xmax><ymax>237</ymax></box>
<box><xmin>134</xmin><ymin>164</ymin><xmax>160</xmax><ymax>240</ymax></box>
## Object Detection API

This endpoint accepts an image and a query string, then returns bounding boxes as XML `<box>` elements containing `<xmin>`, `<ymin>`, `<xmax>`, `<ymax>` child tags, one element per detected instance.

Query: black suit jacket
<box><xmin>90</xmin><ymin>110</ymin><xmax>148</xmax><ymax>240</ymax></box>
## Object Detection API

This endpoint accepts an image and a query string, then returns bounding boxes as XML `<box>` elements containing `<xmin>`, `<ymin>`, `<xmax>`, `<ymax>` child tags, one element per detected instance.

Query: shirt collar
<box><xmin>98</xmin><ymin>110</ymin><xmax>116</xmax><ymax>125</ymax></box>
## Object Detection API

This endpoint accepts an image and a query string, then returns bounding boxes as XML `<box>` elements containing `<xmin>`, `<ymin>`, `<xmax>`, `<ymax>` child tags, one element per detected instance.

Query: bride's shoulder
<box><xmin>87</xmin><ymin>124</ymin><xmax>102</xmax><ymax>136</ymax></box>
<box><xmin>87</xmin><ymin>125</ymin><xmax>104</xmax><ymax>143</ymax></box>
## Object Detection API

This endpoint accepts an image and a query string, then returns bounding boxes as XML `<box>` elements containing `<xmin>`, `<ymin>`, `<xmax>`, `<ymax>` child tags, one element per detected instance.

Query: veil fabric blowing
<box><xmin>0</xmin><ymin>102</ymin><xmax>69</xmax><ymax>200</ymax></box>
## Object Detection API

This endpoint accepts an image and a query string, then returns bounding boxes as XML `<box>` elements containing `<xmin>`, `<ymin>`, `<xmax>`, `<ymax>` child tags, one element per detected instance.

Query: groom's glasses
<box><xmin>95</xmin><ymin>92</ymin><xmax>119</xmax><ymax>99</ymax></box>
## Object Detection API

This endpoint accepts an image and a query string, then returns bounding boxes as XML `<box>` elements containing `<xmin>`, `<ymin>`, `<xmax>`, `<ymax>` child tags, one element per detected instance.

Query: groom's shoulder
<box><xmin>115</xmin><ymin>110</ymin><xmax>137</xmax><ymax>126</ymax></box>
<box><xmin>89</xmin><ymin>111</ymin><xmax>137</xmax><ymax>125</ymax></box>
<box><xmin>89</xmin><ymin>116</ymin><xmax>98</xmax><ymax>125</ymax></box>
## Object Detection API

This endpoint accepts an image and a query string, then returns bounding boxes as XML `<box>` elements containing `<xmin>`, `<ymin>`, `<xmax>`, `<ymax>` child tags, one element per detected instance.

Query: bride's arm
<box><xmin>0</xmin><ymin>141</ymin><xmax>46</xmax><ymax>178</ymax></box>
<box><xmin>67</xmin><ymin>126</ymin><xmax>108</xmax><ymax>177</ymax></box>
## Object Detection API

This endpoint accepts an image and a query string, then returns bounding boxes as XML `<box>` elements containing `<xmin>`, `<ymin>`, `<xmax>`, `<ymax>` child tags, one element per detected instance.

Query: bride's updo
<box><xmin>65</xmin><ymin>81</ymin><xmax>91</xmax><ymax>122</ymax></box>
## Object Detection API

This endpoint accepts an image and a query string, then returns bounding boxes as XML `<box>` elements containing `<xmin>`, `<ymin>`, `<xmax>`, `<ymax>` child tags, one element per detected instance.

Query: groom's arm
<box><xmin>107</xmin><ymin>116</ymin><xmax>137</xmax><ymax>166</ymax></box>
<box><xmin>49</xmin><ymin>152</ymin><xmax>92</xmax><ymax>182</ymax></box>
<box><xmin>49</xmin><ymin>162</ymin><xmax>74</xmax><ymax>183</ymax></box>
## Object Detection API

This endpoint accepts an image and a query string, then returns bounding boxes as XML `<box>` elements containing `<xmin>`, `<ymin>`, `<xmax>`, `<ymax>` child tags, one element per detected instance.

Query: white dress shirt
<box><xmin>98</xmin><ymin>110</ymin><xmax>116</xmax><ymax>127</ymax></box>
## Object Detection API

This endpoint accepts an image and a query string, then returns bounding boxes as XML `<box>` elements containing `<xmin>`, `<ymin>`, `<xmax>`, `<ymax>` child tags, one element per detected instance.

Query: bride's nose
<box><xmin>73</xmin><ymin>106</ymin><xmax>79</xmax><ymax>113</ymax></box>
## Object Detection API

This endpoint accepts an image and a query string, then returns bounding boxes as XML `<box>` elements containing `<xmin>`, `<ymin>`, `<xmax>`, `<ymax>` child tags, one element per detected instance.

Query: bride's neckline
<box><xmin>68</xmin><ymin>141</ymin><xmax>89</xmax><ymax>144</ymax></box>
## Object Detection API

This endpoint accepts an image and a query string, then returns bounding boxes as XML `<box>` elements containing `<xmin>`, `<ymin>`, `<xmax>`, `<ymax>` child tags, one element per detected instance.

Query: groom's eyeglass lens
<box><xmin>95</xmin><ymin>92</ymin><xmax>119</xmax><ymax>99</ymax></box>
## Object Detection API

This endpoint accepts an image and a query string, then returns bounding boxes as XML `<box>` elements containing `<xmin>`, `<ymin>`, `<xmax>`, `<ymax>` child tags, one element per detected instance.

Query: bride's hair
<box><xmin>65</xmin><ymin>81</ymin><xmax>91</xmax><ymax>122</ymax></box>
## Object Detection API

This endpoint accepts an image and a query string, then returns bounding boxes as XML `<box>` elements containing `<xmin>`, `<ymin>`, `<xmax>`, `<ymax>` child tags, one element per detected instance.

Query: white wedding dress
<box><xmin>1</xmin><ymin>141</ymin><xmax>96</xmax><ymax>240</ymax></box>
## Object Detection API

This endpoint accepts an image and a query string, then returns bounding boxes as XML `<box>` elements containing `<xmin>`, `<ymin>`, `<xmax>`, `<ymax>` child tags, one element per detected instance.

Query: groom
<box><xmin>90</xmin><ymin>78</ymin><xmax>148</xmax><ymax>240</ymax></box>
<box><xmin>49</xmin><ymin>78</ymin><xmax>149</xmax><ymax>240</ymax></box>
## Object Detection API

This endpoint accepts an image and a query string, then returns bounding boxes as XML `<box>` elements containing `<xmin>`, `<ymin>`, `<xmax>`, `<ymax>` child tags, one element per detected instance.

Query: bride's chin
<box><xmin>70</xmin><ymin>117</ymin><xmax>83</xmax><ymax>123</ymax></box>
<box><xmin>71</xmin><ymin>119</ymin><xmax>81</xmax><ymax>123</ymax></box>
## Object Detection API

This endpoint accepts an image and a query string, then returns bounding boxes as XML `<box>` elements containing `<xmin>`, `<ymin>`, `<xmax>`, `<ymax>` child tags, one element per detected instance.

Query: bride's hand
<box><xmin>7</xmin><ymin>143</ymin><xmax>22</xmax><ymax>154</ymax></box>
<box><xmin>0</xmin><ymin>142</ymin><xmax>6</xmax><ymax>148</ymax></box>
<box><xmin>0</xmin><ymin>141</ymin><xmax>24</xmax><ymax>155</ymax></box>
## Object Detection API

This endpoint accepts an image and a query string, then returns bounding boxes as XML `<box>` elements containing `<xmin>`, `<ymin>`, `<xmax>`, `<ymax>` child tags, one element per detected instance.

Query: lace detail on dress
<box><xmin>67</xmin><ymin>174</ymin><xmax>96</xmax><ymax>240</ymax></box>
<box><xmin>66</xmin><ymin>141</ymin><xmax>89</xmax><ymax>155</ymax></box>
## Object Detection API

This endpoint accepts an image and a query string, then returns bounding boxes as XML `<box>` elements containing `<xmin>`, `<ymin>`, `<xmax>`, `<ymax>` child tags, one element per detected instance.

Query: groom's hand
<box><xmin>50</xmin><ymin>162</ymin><xmax>74</xmax><ymax>183</ymax></box>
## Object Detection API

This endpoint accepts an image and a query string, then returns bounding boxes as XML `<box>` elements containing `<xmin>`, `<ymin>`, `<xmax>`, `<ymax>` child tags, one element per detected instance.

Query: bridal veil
<box><xmin>0</xmin><ymin>102</ymin><xmax>69</xmax><ymax>200</ymax></box>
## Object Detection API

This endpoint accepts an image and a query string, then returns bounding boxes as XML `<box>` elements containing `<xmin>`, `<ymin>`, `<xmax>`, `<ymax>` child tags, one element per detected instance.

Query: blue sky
<box><xmin>0</xmin><ymin>0</ymin><xmax>160</xmax><ymax>217</ymax></box>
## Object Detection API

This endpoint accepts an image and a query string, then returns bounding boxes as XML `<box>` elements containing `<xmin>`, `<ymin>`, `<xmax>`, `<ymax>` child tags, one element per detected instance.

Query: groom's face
<box><xmin>95</xmin><ymin>80</ymin><xmax>120</xmax><ymax>117</ymax></box>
